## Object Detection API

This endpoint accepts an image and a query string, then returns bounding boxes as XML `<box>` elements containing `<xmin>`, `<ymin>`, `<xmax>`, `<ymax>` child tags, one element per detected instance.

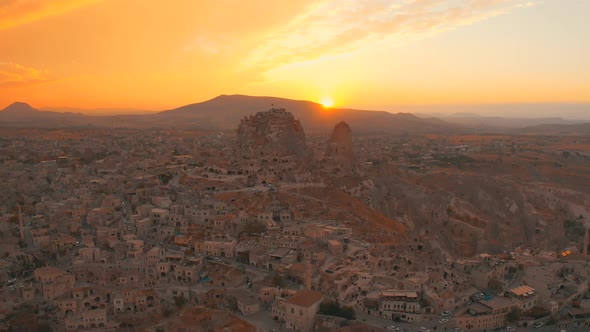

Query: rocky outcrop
<box><xmin>325</xmin><ymin>121</ymin><xmax>354</xmax><ymax>169</ymax></box>
<box><xmin>237</xmin><ymin>108</ymin><xmax>307</xmax><ymax>160</ymax></box>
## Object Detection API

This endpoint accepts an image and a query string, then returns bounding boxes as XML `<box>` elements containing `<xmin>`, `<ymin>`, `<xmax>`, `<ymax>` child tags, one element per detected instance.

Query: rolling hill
<box><xmin>155</xmin><ymin>94</ymin><xmax>459</xmax><ymax>133</ymax></box>
<box><xmin>0</xmin><ymin>95</ymin><xmax>459</xmax><ymax>133</ymax></box>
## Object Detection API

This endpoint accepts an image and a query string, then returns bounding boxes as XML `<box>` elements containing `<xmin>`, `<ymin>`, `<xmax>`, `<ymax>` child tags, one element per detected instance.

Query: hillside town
<box><xmin>1</xmin><ymin>109</ymin><xmax>589</xmax><ymax>332</ymax></box>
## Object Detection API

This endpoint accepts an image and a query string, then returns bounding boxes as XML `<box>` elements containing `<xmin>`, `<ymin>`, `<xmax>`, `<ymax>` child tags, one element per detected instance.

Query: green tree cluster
<box><xmin>319</xmin><ymin>300</ymin><xmax>356</xmax><ymax>320</ymax></box>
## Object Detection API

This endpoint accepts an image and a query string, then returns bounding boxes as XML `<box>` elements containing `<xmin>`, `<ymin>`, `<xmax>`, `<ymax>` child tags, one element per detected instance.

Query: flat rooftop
<box><xmin>509</xmin><ymin>285</ymin><xmax>535</xmax><ymax>297</ymax></box>
<box><xmin>381</xmin><ymin>290</ymin><xmax>418</xmax><ymax>298</ymax></box>
<box><xmin>285</xmin><ymin>290</ymin><xmax>323</xmax><ymax>307</ymax></box>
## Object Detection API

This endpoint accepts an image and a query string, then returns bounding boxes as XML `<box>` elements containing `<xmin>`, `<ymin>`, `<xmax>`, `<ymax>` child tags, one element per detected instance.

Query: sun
<box><xmin>320</xmin><ymin>97</ymin><xmax>334</xmax><ymax>108</ymax></box>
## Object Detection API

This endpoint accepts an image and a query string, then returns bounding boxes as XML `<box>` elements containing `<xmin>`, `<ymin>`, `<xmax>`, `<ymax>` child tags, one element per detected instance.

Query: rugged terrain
<box><xmin>237</xmin><ymin>108</ymin><xmax>307</xmax><ymax>159</ymax></box>
<box><xmin>353</xmin><ymin>135</ymin><xmax>590</xmax><ymax>256</ymax></box>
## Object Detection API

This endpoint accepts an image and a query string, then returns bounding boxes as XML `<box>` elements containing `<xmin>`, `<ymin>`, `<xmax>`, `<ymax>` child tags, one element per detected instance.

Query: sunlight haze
<box><xmin>0</xmin><ymin>0</ymin><xmax>588</xmax><ymax>117</ymax></box>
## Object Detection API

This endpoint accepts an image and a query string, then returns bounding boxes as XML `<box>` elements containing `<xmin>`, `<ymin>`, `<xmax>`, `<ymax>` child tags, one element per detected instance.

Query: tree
<box><xmin>242</xmin><ymin>221</ymin><xmax>266</xmax><ymax>235</ymax></box>
<box><xmin>319</xmin><ymin>300</ymin><xmax>356</xmax><ymax>320</ymax></box>
<box><xmin>162</xmin><ymin>308</ymin><xmax>174</xmax><ymax>317</ymax></box>
<box><xmin>271</xmin><ymin>274</ymin><xmax>285</xmax><ymax>288</ymax></box>
<box><xmin>530</xmin><ymin>306</ymin><xmax>550</xmax><ymax>319</ymax></box>
<box><xmin>488</xmin><ymin>278</ymin><xmax>504</xmax><ymax>294</ymax></box>
<box><xmin>174</xmin><ymin>296</ymin><xmax>186</xmax><ymax>308</ymax></box>
<box><xmin>506</xmin><ymin>308</ymin><xmax>521</xmax><ymax>323</ymax></box>
<box><xmin>37</xmin><ymin>323</ymin><xmax>53</xmax><ymax>332</ymax></box>
<box><xmin>227</xmin><ymin>296</ymin><xmax>238</xmax><ymax>312</ymax></box>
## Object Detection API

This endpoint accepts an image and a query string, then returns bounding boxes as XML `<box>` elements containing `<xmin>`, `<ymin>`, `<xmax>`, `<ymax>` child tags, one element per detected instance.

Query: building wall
<box><xmin>238</xmin><ymin>301</ymin><xmax>260</xmax><ymax>316</ymax></box>
<box><xmin>285</xmin><ymin>301</ymin><xmax>321</xmax><ymax>332</ymax></box>
<box><xmin>455</xmin><ymin>312</ymin><xmax>507</xmax><ymax>331</ymax></box>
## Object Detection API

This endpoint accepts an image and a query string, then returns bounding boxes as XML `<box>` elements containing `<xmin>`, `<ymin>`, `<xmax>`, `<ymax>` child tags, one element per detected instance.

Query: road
<box><xmin>209</xmin><ymin>256</ymin><xmax>269</xmax><ymax>281</ymax></box>
<box><xmin>356</xmin><ymin>312</ymin><xmax>449</xmax><ymax>332</ymax></box>
<box><xmin>357</xmin><ymin>311</ymin><xmax>590</xmax><ymax>332</ymax></box>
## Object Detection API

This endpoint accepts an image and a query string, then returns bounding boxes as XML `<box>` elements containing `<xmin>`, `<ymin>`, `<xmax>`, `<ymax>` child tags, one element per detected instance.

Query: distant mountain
<box><xmin>0</xmin><ymin>102</ymin><xmax>55</xmax><ymax>120</ymax></box>
<box><xmin>0</xmin><ymin>102</ymin><xmax>165</xmax><ymax>129</ymax></box>
<box><xmin>385</xmin><ymin>103</ymin><xmax>590</xmax><ymax>122</ymax></box>
<box><xmin>0</xmin><ymin>102</ymin><xmax>88</xmax><ymax>127</ymax></box>
<box><xmin>2</xmin><ymin>96</ymin><xmax>587</xmax><ymax>135</ymax></box>
<box><xmin>155</xmin><ymin>94</ymin><xmax>459</xmax><ymax>133</ymax></box>
<box><xmin>516</xmin><ymin>123</ymin><xmax>590</xmax><ymax>136</ymax></box>
<box><xmin>448</xmin><ymin>112</ymin><xmax>483</xmax><ymax>118</ymax></box>
<box><xmin>43</xmin><ymin>106</ymin><xmax>154</xmax><ymax>116</ymax></box>
<box><xmin>1</xmin><ymin>102</ymin><xmax>39</xmax><ymax>114</ymax></box>
<box><xmin>441</xmin><ymin>115</ymin><xmax>582</xmax><ymax>129</ymax></box>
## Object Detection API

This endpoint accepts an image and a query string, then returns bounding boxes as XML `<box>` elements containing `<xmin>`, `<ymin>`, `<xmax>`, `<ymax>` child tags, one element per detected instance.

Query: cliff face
<box><xmin>325</xmin><ymin>121</ymin><xmax>354</xmax><ymax>168</ymax></box>
<box><xmin>237</xmin><ymin>108</ymin><xmax>307</xmax><ymax>159</ymax></box>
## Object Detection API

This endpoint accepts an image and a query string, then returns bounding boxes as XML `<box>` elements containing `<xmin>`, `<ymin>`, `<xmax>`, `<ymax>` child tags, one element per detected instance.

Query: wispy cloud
<box><xmin>0</xmin><ymin>0</ymin><xmax>99</xmax><ymax>30</ymax></box>
<box><xmin>242</xmin><ymin>0</ymin><xmax>539</xmax><ymax>72</ymax></box>
<box><xmin>0</xmin><ymin>62</ymin><xmax>51</xmax><ymax>86</ymax></box>
<box><xmin>183</xmin><ymin>35</ymin><xmax>222</xmax><ymax>55</ymax></box>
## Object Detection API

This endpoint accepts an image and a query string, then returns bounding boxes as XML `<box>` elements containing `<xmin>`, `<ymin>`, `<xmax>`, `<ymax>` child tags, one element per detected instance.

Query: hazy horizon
<box><xmin>2</xmin><ymin>97</ymin><xmax>587</xmax><ymax>121</ymax></box>
<box><xmin>1</xmin><ymin>98</ymin><xmax>589</xmax><ymax>121</ymax></box>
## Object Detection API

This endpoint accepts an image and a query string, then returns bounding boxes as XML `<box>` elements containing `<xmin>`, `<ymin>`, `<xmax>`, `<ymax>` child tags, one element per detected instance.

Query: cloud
<box><xmin>0</xmin><ymin>62</ymin><xmax>51</xmax><ymax>86</ymax></box>
<box><xmin>183</xmin><ymin>35</ymin><xmax>221</xmax><ymax>55</ymax></box>
<box><xmin>0</xmin><ymin>0</ymin><xmax>99</xmax><ymax>30</ymax></box>
<box><xmin>242</xmin><ymin>0</ymin><xmax>539</xmax><ymax>72</ymax></box>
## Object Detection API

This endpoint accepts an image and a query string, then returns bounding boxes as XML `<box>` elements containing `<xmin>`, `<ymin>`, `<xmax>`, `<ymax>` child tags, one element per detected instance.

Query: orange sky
<box><xmin>0</xmin><ymin>0</ymin><xmax>589</xmax><ymax>114</ymax></box>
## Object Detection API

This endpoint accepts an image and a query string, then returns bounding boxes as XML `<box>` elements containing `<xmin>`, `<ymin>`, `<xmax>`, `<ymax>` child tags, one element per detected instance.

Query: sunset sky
<box><xmin>0</xmin><ymin>0</ymin><xmax>589</xmax><ymax>116</ymax></box>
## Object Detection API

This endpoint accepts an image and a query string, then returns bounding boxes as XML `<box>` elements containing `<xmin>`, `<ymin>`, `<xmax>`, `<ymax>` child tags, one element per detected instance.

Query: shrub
<box><xmin>319</xmin><ymin>300</ymin><xmax>356</xmax><ymax>320</ymax></box>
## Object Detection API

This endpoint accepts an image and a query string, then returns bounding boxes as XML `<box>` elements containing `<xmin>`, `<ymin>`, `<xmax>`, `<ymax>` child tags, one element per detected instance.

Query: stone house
<box><xmin>284</xmin><ymin>290</ymin><xmax>324</xmax><ymax>331</ymax></box>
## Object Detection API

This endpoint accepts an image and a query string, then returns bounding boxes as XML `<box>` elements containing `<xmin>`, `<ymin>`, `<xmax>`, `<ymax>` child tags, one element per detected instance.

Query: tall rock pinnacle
<box><xmin>325</xmin><ymin>121</ymin><xmax>354</xmax><ymax>169</ymax></box>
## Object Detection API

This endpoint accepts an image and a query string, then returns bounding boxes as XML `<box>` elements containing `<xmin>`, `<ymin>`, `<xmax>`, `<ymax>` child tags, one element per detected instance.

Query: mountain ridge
<box><xmin>1</xmin><ymin>95</ymin><xmax>588</xmax><ymax>135</ymax></box>
<box><xmin>155</xmin><ymin>94</ymin><xmax>457</xmax><ymax>133</ymax></box>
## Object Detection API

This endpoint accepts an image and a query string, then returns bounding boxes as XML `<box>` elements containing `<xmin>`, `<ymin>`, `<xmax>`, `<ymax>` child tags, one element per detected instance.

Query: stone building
<box><xmin>284</xmin><ymin>290</ymin><xmax>324</xmax><ymax>331</ymax></box>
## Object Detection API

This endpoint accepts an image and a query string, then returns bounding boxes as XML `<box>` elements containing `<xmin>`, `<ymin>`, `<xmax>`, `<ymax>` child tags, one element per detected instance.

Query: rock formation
<box><xmin>237</xmin><ymin>108</ymin><xmax>307</xmax><ymax>160</ymax></box>
<box><xmin>325</xmin><ymin>121</ymin><xmax>354</xmax><ymax>169</ymax></box>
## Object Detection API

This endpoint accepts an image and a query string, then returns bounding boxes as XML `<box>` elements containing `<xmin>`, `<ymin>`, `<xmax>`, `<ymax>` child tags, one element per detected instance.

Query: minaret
<box><xmin>18</xmin><ymin>205</ymin><xmax>24</xmax><ymax>241</ymax></box>
<box><xmin>583</xmin><ymin>227</ymin><xmax>590</xmax><ymax>256</ymax></box>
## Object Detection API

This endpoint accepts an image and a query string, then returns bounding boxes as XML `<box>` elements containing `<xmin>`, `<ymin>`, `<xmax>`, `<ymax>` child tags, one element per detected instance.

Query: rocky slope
<box><xmin>352</xmin><ymin>150</ymin><xmax>590</xmax><ymax>256</ymax></box>
<box><xmin>237</xmin><ymin>108</ymin><xmax>307</xmax><ymax>159</ymax></box>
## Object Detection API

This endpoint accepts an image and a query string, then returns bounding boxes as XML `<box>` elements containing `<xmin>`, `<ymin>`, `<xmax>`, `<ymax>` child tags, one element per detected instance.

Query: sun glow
<box><xmin>320</xmin><ymin>97</ymin><xmax>334</xmax><ymax>108</ymax></box>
